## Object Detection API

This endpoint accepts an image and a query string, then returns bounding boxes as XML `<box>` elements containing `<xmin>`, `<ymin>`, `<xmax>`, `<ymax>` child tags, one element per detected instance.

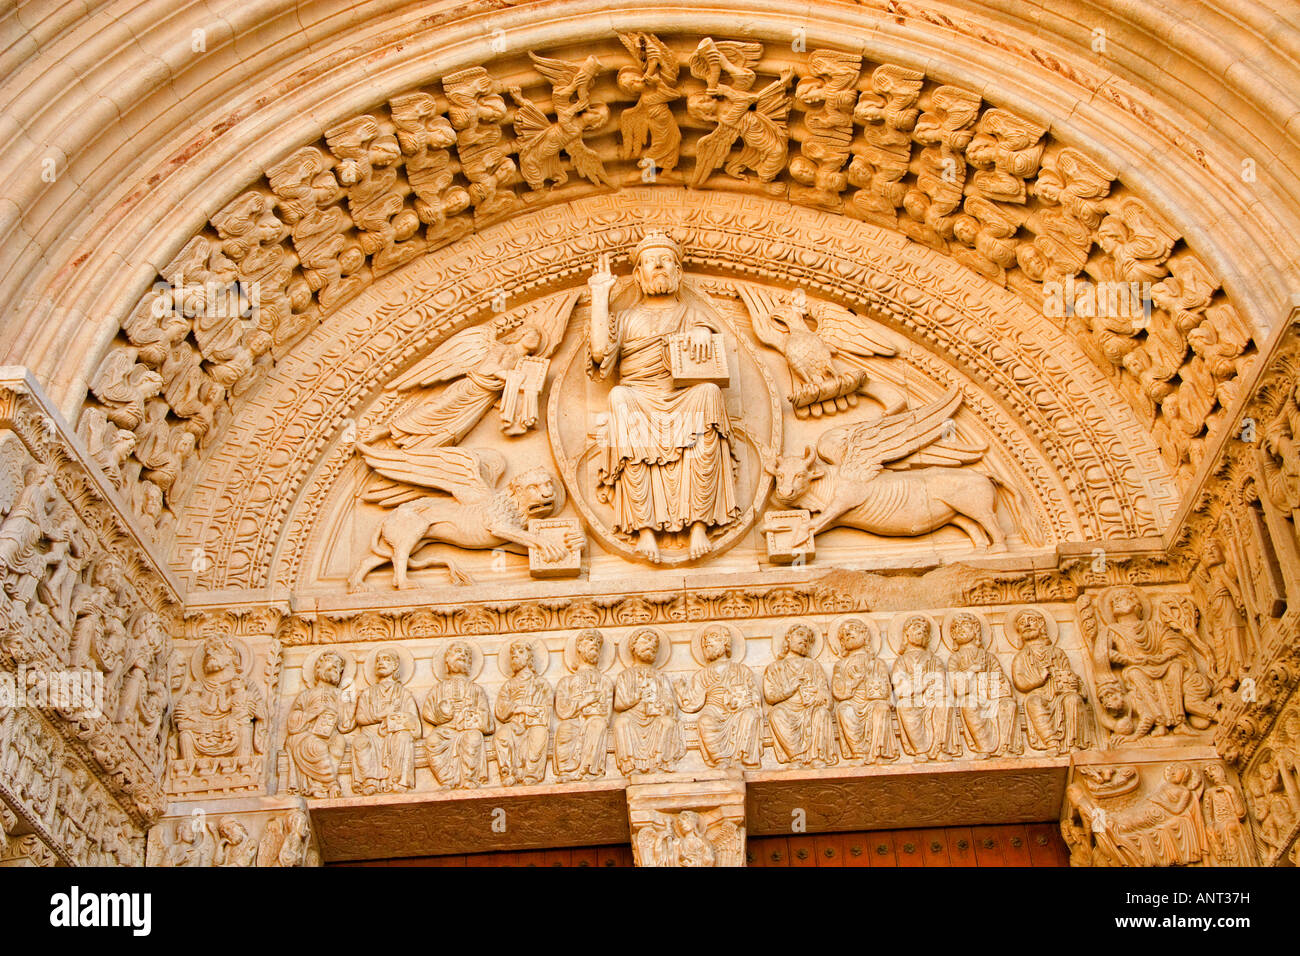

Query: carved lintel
<box><xmin>627</xmin><ymin>770</ymin><xmax>746</xmax><ymax>866</ymax></box>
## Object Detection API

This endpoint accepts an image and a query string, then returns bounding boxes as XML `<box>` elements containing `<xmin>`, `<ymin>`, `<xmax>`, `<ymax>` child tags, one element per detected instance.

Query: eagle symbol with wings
<box><xmin>737</xmin><ymin>285</ymin><xmax>903</xmax><ymax>418</ymax></box>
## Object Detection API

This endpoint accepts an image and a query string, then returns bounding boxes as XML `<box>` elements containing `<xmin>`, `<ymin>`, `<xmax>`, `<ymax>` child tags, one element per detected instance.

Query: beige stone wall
<box><xmin>1</xmin><ymin>1</ymin><xmax>1299</xmax><ymax>866</ymax></box>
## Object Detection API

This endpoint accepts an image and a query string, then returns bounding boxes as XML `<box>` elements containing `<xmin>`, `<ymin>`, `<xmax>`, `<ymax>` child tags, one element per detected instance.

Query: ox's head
<box><xmin>763</xmin><ymin>444</ymin><xmax>824</xmax><ymax>506</ymax></box>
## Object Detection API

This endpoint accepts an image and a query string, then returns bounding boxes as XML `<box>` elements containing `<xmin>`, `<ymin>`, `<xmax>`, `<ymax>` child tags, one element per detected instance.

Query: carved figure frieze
<box><xmin>1081</xmin><ymin>586</ymin><xmax>1217</xmax><ymax>745</ymax></box>
<box><xmin>351</xmin><ymin>646</ymin><xmax>421</xmax><ymax>795</ymax></box>
<box><xmin>613</xmin><ymin>628</ymin><xmax>683</xmax><ymax>774</ymax></box>
<box><xmin>1008</xmin><ymin>607</ymin><xmax>1092</xmax><ymax>755</ymax></box>
<box><xmin>763</xmin><ymin>621</ymin><xmax>836</xmax><ymax>767</ymax></box>
<box><xmin>494</xmin><ymin>638</ymin><xmax>552</xmax><ymax>786</ymax></box>
<box><xmin>554</xmin><ymin>628</ymin><xmax>614</xmax><ymax>782</ymax></box>
<box><xmin>674</xmin><ymin>624</ymin><xmax>763</xmax><ymax>769</ymax></box>
<box><xmin>945</xmin><ymin>610</ymin><xmax>1022</xmax><ymax>759</ymax></box>
<box><xmin>423</xmin><ymin>640</ymin><xmax>492</xmax><ymax>789</ymax></box>
<box><xmin>890</xmin><ymin>613</ymin><xmax>956</xmax><ymax>762</ymax></box>
<box><xmin>1063</xmin><ymin>760</ymin><xmax>1254</xmax><ymax>867</ymax></box>
<box><xmin>285</xmin><ymin>649</ymin><xmax>354</xmax><ymax>798</ymax></box>
<box><xmin>830</xmin><ymin>617</ymin><xmax>897</xmax><ymax>763</ymax></box>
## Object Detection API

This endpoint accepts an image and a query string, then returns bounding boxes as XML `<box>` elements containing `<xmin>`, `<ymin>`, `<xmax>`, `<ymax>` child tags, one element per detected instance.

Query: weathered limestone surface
<box><xmin>1</xmin><ymin>4</ymin><xmax>1299</xmax><ymax>867</ymax></box>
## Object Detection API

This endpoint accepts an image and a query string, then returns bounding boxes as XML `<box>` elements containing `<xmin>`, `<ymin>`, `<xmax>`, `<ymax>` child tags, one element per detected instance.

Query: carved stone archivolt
<box><xmin>79</xmin><ymin>32</ymin><xmax>1252</xmax><ymax>560</ymax></box>
<box><xmin>174</xmin><ymin>192</ymin><xmax>1177</xmax><ymax>598</ymax></box>
<box><xmin>0</xmin><ymin>374</ymin><xmax>179</xmax><ymax>865</ymax></box>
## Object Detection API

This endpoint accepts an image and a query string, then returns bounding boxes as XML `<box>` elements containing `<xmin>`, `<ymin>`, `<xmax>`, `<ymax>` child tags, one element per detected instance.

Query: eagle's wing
<box><xmin>565</xmin><ymin>138</ymin><xmax>613</xmax><ymax>187</ymax></box>
<box><xmin>735</xmin><ymin>284</ymin><xmax>791</xmax><ymax>352</ymax></box>
<box><xmin>813</xmin><ymin>301</ymin><xmax>899</xmax><ymax>359</ymax></box>
<box><xmin>358</xmin><ymin>443</ymin><xmax>503</xmax><ymax>506</ymax></box>
<box><xmin>818</xmin><ymin>391</ymin><xmax>966</xmax><ymax>483</ymax></box>
<box><xmin>386</xmin><ymin>325</ymin><xmax>493</xmax><ymax>392</ymax></box>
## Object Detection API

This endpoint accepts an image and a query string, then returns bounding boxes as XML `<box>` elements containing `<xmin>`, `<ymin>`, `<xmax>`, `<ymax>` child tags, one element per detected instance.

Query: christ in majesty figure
<box><xmin>587</xmin><ymin>232</ymin><xmax>740</xmax><ymax>562</ymax></box>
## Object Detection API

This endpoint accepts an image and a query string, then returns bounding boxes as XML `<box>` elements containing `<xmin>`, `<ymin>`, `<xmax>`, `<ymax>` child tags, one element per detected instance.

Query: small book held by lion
<box><xmin>667</xmin><ymin>331</ymin><xmax>729</xmax><ymax>387</ymax></box>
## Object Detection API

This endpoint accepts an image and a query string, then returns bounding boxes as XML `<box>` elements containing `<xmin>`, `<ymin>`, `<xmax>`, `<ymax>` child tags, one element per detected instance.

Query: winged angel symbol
<box><xmin>635</xmin><ymin>810</ymin><xmax>744</xmax><ymax>867</ymax></box>
<box><xmin>686</xmin><ymin>39</ymin><xmax>794</xmax><ymax>189</ymax></box>
<box><xmin>347</xmin><ymin>292</ymin><xmax>583</xmax><ymax>590</ymax></box>
<box><xmin>509</xmin><ymin>52</ymin><xmax>614</xmax><ymax>191</ymax></box>
<box><xmin>616</xmin><ymin>31</ymin><xmax>684</xmax><ymax>174</ymax></box>
<box><xmin>736</xmin><ymin>285</ymin><xmax>904</xmax><ymax>418</ymax></box>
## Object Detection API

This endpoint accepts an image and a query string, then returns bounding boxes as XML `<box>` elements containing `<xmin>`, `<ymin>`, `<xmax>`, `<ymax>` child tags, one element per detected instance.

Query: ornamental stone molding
<box><xmin>2</xmin><ymin>2</ymin><xmax>1300</xmax><ymax>867</ymax></box>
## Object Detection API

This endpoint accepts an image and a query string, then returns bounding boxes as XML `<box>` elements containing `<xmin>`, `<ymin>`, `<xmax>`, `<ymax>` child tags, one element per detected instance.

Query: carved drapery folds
<box><xmin>265</xmin><ymin>605</ymin><xmax>1107</xmax><ymax>799</ymax></box>
<box><xmin>0</xmin><ymin>374</ymin><xmax>179</xmax><ymax>865</ymax></box>
<box><xmin>1061</xmin><ymin>757</ymin><xmax>1256</xmax><ymax>867</ymax></box>
<box><xmin>80</xmin><ymin>32</ymin><xmax>1252</xmax><ymax>549</ymax></box>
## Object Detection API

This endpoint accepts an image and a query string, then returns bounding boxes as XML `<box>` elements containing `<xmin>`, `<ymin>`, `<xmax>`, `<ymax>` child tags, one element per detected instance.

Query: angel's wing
<box><xmin>359</xmin><ymin>443</ymin><xmax>504</xmax><ymax>506</ymax></box>
<box><xmin>753</xmin><ymin>77</ymin><xmax>792</xmax><ymax>124</ymax></box>
<box><xmin>633</xmin><ymin>32</ymin><xmax>679</xmax><ymax>82</ymax></box>
<box><xmin>689</xmin><ymin>123</ymin><xmax>740</xmax><ymax>187</ymax></box>
<box><xmin>735</xmin><ymin>284</ymin><xmax>791</xmax><ymax>352</ymax></box>
<box><xmin>516</xmin><ymin>288</ymin><xmax>582</xmax><ymax>358</ymax></box>
<box><xmin>813</xmin><ymin>301</ymin><xmax>898</xmax><ymax>359</ymax></box>
<box><xmin>387</xmin><ymin>325</ymin><xmax>493</xmax><ymax>392</ymax></box>
<box><xmin>818</xmin><ymin>391</ymin><xmax>970</xmax><ymax>482</ymax></box>
<box><xmin>510</xmin><ymin>93</ymin><xmax>552</xmax><ymax>142</ymax></box>
<box><xmin>528</xmin><ymin>52</ymin><xmax>580</xmax><ymax>93</ymax></box>
<box><xmin>635</xmin><ymin>822</ymin><xmax>666</xmax><ymax>867</ymax></box>
<box><xmin>709</xmin><ymin>821</ymin><xmax>745</xmax><ymax>867</ymax></box>
<box><xmin>565</xmin><ymin>138</ymin><xmax>613</xmax><ymax>187</ymax></box>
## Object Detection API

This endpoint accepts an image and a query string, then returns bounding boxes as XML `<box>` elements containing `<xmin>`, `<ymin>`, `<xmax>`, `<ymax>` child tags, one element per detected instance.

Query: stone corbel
<box><xmin>626</xmin><ymin>770</ymin><xmax>747</xmax><ymax>867</ymax></box>
<box><xmin>146</xmin><ymin>796</ymin><xmax>320</xmax><ymax>867</ymax></box>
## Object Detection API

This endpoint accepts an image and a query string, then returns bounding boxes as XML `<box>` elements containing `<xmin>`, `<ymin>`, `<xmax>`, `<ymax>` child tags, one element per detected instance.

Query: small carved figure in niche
<box><xmin>1008</xmin><ymin>608</ymin><xmax>1091</xmax><ymax>755</ymax></box>
<box><xmin>285</xmin><ymin>650</ymin><xmax>353</xmax><ymax>798</ymax></box>
<box><xmin>674</xmin><ymin>624</ymin><xmax>763</xmax><ymax>769</ymax></box>
<box><xmin>612</xmin><ymin>628</ymin><xmax>684</xmax><ymax>774</ymax></box>
<box><xmin>587</xmin><ymin>232</ymin><xmax>741</xmax><ymax>562</ymax></box>
<box><xmin>350</xmin><ymin>647</ymin><xmax>421</xmax><ymax>795</ymax></box>
<box><xmin>1202</xmin><ymin>763</ymin><xmax>1252</xmax><ymax>866</ymax></box>
<box><xmin>554</xmin><ymin>629</ymin><xmax>614</xmax><ymax>782</ymax></box>
<box><xmin>215</xmin><ymin>817</ymin><xmax>257</xmax><ymax>867</ymax></box>
<box><xmin>172</xmin><ymin>629</ymin><xmax>267</xmax><ymax>773</ymax></box>
<box><xmin>494</xmin><ymin>638</ymin><xmax>552</xmax><ymax>786</ymax></box>
<box><xmin>633</xmin><ymin>809</ymin><xmax>744</xmax><ymax>867</ymax></box>
<box><xmin>1091</xmin><ymin>586</ymin><xmax>1216</xmax><ymax>743</ymax></box>
<box><xmin>763</xmin><ymin>623</ymin><xmax>836</xmax><ymax>767</ymax></box>
<box><xmin>831</xmin><ymin>618</ymin><xmax>896</xmax><ymax>763</ymax></box>
<box><xmin>423</xmin><ymin>641</ymin><xmax>493</xmax><ymax>789</ymax></box>
<box><xmin>0</xmin><ymin>464</ymin><xmax>59</xmax><ymax>610</ymax></box>
<box><xmin>891</xmin><ymin>614</ymin><xmax>955</xmax><ymax>762</ymax></box>
<box><xmin>946</xmin><ymin>611</ymin><xmax>1021</xmax><ymax>759</ymax></box>
<box><xmin>1191</xmin><ymin>538</ymin><xmax>1251</xmax><ymax>687</ymax></box>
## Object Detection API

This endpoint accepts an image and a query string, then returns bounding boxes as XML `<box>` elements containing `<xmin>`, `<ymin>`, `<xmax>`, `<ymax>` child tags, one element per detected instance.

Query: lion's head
<box><xmin>508</xmin><ymin>467</ymin><xmax>563</xmax><ymax>518</ymax></box>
